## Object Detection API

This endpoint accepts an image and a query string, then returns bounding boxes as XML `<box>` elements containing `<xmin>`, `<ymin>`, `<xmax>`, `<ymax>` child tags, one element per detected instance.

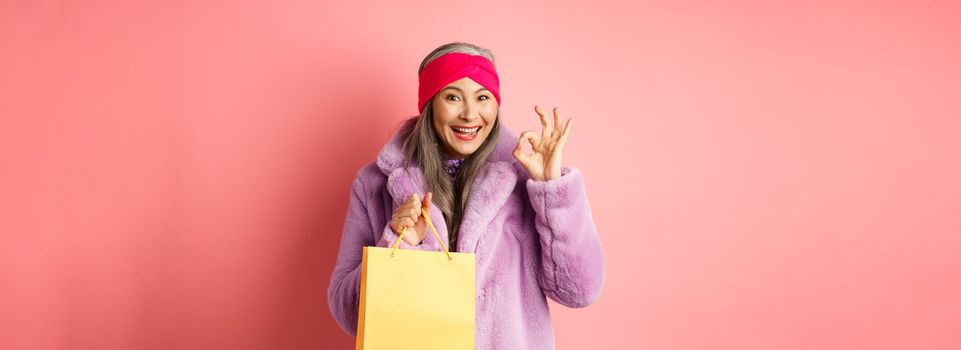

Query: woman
<box><xmin>327</xmin><ymin>42</ymin><xmax>604</xmax><ymax>349</ymax></box>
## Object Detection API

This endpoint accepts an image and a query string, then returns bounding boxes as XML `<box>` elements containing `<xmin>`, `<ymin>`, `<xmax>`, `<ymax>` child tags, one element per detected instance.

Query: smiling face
<box><xmin>431</xmin><ymin>77</ymin><xmax>498</xmax><ymax>159</ymax></box>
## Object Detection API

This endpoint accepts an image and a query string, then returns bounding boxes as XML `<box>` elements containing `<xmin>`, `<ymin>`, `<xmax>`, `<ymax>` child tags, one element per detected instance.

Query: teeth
<box><xmin>453</xmin><ymin>127</ymin><xmax>480</xmax><ymax>133</ymax></box>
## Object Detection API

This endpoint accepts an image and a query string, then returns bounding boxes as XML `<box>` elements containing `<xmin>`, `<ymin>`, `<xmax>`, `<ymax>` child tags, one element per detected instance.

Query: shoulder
<box><xmin>351</xmin><ymin>162</ymin><xmax>388</xmax><ymax>198</ymax></box>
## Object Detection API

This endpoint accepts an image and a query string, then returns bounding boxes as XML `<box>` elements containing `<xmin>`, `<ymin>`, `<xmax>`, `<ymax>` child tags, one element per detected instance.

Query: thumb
<box><xmin>422</xmin><ymin>192</ymin><xmax>432</xmax><ymax>210</ymax></box>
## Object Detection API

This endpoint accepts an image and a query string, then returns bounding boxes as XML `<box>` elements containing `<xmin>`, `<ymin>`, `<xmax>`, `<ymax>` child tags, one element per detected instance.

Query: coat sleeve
<box><xmin>526</xmin><ymin>166</ymin><xmax>605</xmax><ymax>308</ymax></box>
<box><xmin>326</xmin><ymin>176</ymin><xmax>376</xmax><ymax>336</ymax></box>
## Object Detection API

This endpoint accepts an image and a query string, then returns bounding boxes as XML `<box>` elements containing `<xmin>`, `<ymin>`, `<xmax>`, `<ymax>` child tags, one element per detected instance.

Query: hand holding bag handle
<box><xmin>390</xmin><ymin>207</ymin><xmax>453</xmax><ymax>261</ymax></box>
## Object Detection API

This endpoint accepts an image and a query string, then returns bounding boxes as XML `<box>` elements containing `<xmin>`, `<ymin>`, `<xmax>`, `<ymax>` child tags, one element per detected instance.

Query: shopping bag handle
<box><xmin>391</xmin><ymin>207</ymin><xmax>454</xmax><ymax>261</ymax></box>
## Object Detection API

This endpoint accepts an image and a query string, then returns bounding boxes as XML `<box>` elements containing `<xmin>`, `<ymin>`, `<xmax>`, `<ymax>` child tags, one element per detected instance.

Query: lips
<box><xmin>451</xmin><ymin>126</ymin><xmax>480</xmax><ymax>141</ymax></box>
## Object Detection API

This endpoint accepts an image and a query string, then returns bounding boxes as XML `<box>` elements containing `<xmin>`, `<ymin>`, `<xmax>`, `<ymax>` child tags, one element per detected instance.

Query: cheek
<box><xmin>431</xmin><ymin>111</ymin><xmax>450</xmax><ymax>133</ymax></box>
<box><xmin>432</xmin><ymin>120</ymin><xmax>444</xmax><ymax>138</ymax></box>
<box><xmin>432</xmin><ymin>103</ymin><xmax>458</xmax><ymax>124</ymax></box>
<box><xmin>483</xmin><ymin>105</ymin><xmax>498</xmax><ymax>125</ymax></box>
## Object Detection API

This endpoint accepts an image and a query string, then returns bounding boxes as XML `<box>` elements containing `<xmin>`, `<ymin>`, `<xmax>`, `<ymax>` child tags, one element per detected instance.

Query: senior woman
<box><xmin>327</xmin><ymin>42</ymin><xmax>604</xmax><ymax>349</ymax></box>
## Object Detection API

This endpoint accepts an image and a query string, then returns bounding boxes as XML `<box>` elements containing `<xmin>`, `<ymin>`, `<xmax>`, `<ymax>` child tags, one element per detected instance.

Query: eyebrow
<box><xmin>440</xmin><ymin>86</ymin><xmax>490</xmax><ymax>94</ymax></box>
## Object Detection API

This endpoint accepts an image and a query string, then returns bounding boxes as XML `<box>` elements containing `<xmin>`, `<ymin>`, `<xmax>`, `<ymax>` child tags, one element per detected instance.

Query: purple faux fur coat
<box><xmin>327</xmin><ymin>124</ymin><xmax>604</xmax><ymax>349</ymax></box>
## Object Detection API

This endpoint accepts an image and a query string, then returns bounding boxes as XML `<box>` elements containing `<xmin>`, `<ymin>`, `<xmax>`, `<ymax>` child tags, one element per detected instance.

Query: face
<box><xmin>431</xmin><ymin>77</ymin><xmax>498</xmax><ymax>159</ymax></box>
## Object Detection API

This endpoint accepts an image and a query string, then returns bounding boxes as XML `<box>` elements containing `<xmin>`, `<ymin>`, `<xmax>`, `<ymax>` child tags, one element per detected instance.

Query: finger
<box><xmin>402</xmin><ymin>194</ymin><xmax>420</xmax><ymax>209</ymax></box>
<box><xmin>514</xmin><ymin>132</ymin><xmax>539</xmax><ymax>163</ymax></box>
<box><xmin>553</xmin><ymin>107</ymin><xmax>563</xmax><ymax>138</ymax></box>
<box><xmin>406</xmin><ymin>208</ymin><xmax>419</xmax><ymax>221</ymax></box>
<box><xmin>558</xmin><ymin>118</ymin><xmax>573</xmax><ymax>147</ymax></box>
<box><xmin>392</xmin><ymin>208</ymin><xmax>408</xmax><ymax>221</ymax></box>
<box><xmin>392</xmin><ymin>219</ymin><xmax>411</xmax><ymax>234</ymax></box>
<box><xmin>525</xmin><ymin>133</ymin><xmax>541</xmax><ymax>149</ymax></box>
<box><xmin>512</xmin><ymin>135</ymin><xmax>525</xmax><ymax>158</ymax></box>
<box><xmin>399</xmin><ymin>217</ymin><xmax>415</xmax><ymax>230</ymax></box>
<box><xmin>535</xmin><ymin>105</ymin><xmax>553</xmax><ymax>138</ymax></box>
<box><xmin>393</xmin><ymin>208</ymin><xmax>413</xmax><ymax>222</ymax></box>
<box><xmin>519</xmin><ymin>130</ymin><xmax>540</xmax><ymax>147</ymax></box>
<box><xmin>422</xmin><ymin>192</ymin><xmax>432</xmax><ymax>210</ymax></box>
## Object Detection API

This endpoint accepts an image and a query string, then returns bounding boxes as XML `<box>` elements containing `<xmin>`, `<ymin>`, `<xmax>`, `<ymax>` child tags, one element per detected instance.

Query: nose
<box><xmin>459</xmin><ymin>99</ymin><xmax>480</xmax><ymax>122</ymax></box>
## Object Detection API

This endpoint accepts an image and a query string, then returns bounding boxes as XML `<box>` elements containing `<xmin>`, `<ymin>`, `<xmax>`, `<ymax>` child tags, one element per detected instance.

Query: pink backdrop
<box><xmin>2</xmin><ymin>1</ymin><xmax>960</xmax><ymax>349</ymax></box>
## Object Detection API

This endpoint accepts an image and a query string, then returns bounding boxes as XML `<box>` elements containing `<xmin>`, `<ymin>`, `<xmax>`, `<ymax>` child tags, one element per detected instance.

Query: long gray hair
<box><xmin>399</xmin><ymin>42</ymin><xmax>501</xmax><ymax>252</ymax></box>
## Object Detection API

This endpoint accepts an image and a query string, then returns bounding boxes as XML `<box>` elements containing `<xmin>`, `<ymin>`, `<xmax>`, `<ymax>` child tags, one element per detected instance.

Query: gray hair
<box><xmin>400</xmin><ymin>42</ymin><xmax>501</xmax><ymax>251</ymax></box>
<box><xmin>418</xmin><ymin>42</ymin><xmax>495</xmax><ymax>73</ymax></box>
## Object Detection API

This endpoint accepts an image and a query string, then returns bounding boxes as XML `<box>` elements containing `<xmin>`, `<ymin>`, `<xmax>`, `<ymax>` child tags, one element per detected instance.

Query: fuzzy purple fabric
<box><xmin>327</xmin><ymin>124</ymin><xmax>605</xmax><ymax>349</ymax></box>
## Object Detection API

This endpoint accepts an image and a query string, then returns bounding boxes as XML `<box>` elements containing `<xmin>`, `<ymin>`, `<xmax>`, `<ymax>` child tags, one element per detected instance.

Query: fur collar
<box><xmin>374</xmin><ymin>122</ymin><xmax>522</xmax><ymax>252</ymax></box>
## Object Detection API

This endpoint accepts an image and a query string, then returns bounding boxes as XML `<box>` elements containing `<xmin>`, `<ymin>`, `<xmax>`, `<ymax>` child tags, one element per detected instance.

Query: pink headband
<box><xmin>417</xmin><ymin>52</ymin><xmax>501</xmax><ymax>113</ymax></box>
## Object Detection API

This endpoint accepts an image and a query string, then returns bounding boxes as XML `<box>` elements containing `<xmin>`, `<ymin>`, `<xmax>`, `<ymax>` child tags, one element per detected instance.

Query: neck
<box><xmin>442</xmin><ymin>149</ymin><xmax>467</xmax><ymax>160</ymax></box>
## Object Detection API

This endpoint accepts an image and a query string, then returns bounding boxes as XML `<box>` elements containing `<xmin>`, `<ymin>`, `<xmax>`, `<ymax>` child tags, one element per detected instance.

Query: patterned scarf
<box><xmin>443</xmin><ymin>157</ymin><xmax>465</xmax><ymax>179</ymax></box>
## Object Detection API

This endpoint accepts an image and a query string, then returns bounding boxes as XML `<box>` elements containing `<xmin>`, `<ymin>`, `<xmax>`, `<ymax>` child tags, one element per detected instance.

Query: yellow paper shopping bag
<box><xmin>356</xmin><ymin>207</ymin><xmax>475</xmax><ymax>350</ymax></box>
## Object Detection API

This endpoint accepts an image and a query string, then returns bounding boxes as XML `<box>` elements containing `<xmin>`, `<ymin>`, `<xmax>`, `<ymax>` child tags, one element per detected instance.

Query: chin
<box><xmin>445</xmin><ymin>137</ymin><xmax>486</xmax><ymax>158</ymax></box>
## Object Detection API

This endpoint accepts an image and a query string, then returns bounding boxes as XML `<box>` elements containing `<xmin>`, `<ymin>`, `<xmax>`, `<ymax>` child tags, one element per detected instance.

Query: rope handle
<box><xmin>390</xmin><ymin>207</ymin><xmax>453</xmax><ymax>261</ymax></box>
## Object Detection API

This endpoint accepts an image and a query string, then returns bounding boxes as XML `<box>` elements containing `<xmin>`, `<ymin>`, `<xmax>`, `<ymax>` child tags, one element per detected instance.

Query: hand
<box><xmin>389</xmin><ymin>192</ymin><xmax>433</xmax><ymax>246</ymax></box>
<box><xmin>513</xmin><ymin>105</ymin><xmax>573</xmax><ymax>181</ymax></box>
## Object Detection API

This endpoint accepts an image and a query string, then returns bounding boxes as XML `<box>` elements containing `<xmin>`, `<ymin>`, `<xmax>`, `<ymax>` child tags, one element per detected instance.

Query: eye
<box><xmin>478</xmin><ymin>95</ymin><xmax>490</xmax><ymax>101</ymax></box>
<box><xmin>446</xmin><ymin>94</ymin><xmax>461</xmax><ymax>102</ymax></box>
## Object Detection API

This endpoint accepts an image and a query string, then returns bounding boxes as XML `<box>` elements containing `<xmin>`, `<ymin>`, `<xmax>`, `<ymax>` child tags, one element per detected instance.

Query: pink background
<box><xmin>2</xmin><ymin>1</ymin><xmax>960</xmax><ymax>349</ymax></box>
